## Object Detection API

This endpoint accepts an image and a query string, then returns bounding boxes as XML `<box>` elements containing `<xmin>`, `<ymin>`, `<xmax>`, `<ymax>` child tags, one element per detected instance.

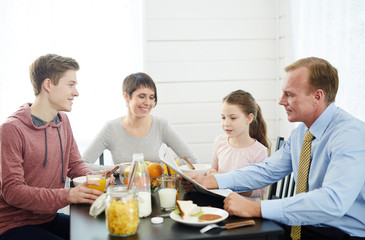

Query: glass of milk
<box><xmin>157</xmin><ymin>175</ymin><xmax>178</xmax><ymax>211</ymax></box>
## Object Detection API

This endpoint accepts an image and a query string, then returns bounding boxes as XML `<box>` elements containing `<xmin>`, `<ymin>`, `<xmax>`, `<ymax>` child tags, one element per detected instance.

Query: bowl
<box><xmin>72</xmin><ymin>176</ymin><xmax>110</xmax><ymax>190</ymax></box>
<box><xmin>180</xmin><ymin>164</ymin><xmax>211</xmax><ymax>175</ymax></box>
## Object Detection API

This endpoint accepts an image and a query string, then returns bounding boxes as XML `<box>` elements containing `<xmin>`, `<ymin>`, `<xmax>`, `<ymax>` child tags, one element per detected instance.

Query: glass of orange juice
<box><xmin>86</xmin><ymin>172</ymin><xmax>106</xmax><ymax>193</ymax></box>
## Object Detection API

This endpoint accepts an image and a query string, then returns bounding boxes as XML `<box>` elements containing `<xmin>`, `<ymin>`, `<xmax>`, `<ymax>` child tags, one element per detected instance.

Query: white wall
<box><xmin>278</xmin><ymin>0</ymin><xmax>297</xmax><ymax>138</ymax></box>
<box><xmin>144</xmin><ymin>0</ymin><xmax>295</xmax><ymax>163</ymax></box>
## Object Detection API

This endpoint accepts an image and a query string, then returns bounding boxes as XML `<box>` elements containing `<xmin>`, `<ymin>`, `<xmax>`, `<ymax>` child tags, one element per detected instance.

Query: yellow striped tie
<box><xmin>291</xmin><ymin>130</ymin><xmax>314</xmax><ymax>240</ymax></box>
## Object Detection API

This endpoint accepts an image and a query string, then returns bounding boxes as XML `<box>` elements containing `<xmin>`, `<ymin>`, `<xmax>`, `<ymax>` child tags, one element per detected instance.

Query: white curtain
<box><xmin>291</xmin><ymin>0</ymin><xmax>365</xmax><ymax>121</ymax></box>
<box><xmin>0</xmin><ymin>0</ymin><xmax>143</xmax><ymax>157</ymax></box>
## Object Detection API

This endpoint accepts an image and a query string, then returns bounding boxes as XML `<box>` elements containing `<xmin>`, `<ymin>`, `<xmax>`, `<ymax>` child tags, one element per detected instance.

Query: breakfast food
<box><xmin>147</xmin><ymin>162</ymin><xmax>164</xmax><ymax>178</ymax></box>
<box><xmin>124</xmin><ymin>161</ymin><xmax>151</xmax><ymax>177</ymax></box>
<box><xmin>163</xmin><ymin>158</ymin><xmax>179</xmax><ymax>175</ymax></box>
<box><xmin>176</xmin><ymin>200</ymin><xmax>202</xmax><ymax>220</ymax></box>
<box><xmin>106</xmin><ymin>199</ymin><xmax>139</xmax><ymax>236</ymax></box>
<box><xmin>198</xmin><ymin>214</ymin><xmax>222</xmax><ymax>222</ymax></box>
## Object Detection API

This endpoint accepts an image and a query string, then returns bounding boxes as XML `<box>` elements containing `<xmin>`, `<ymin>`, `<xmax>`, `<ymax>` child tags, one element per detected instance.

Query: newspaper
<box><xmin>159</xmin><ymin>143</ymin><xmax>232</xmax><ymax>198</ymax></box>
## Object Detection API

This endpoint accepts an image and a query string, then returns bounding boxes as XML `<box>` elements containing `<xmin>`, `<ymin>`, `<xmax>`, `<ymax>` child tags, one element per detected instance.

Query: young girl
<box><xmin>206</xmin><ymin>89</ymin><xmax>270</xmax><ymax>200</ymax></box>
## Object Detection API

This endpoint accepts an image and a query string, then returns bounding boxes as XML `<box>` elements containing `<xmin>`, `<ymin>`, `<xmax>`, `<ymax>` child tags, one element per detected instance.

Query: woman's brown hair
<box><xmin>122</xmin><ymin>72</ymin><xmax>157</xmax><ymax>106</ymax></box>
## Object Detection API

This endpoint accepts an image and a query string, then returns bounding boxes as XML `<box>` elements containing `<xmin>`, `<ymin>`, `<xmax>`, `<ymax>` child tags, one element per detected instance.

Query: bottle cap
<box><xmin>151</xmin><ymin>217</ymin><xmax>163</xmax><ymax>224</ymax></box>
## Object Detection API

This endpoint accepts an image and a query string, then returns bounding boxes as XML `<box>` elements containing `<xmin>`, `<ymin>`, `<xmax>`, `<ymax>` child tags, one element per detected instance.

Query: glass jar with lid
<box><xmin>105</xmin><ymin>185</ymin><xmax>139</xmax><ymax>237</ymax></box>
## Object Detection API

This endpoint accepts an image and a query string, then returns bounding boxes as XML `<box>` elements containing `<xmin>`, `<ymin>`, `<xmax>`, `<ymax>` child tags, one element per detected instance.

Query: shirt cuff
<box><xmin>214</xmin><ymin>172</ymin><xmax>233</xmax><ymax>189</ymax></box>
<box><xmin>261</xmin><ymin>199</ymin><xmax>284</xmax><ymax>222</ymax></box>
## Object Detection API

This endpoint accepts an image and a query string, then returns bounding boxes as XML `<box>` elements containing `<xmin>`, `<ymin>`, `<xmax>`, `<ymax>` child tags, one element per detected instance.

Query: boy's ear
<box><xmin>42</xmin><ymin>78</ymin><xmax>52</xmax><ymax>92</ymax></box>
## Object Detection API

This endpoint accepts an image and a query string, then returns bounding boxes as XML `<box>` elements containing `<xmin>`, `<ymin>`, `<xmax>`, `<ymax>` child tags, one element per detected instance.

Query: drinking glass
<box><xmin>86</xmin><ymin>172</ymin><xmax>106</xmax><ymax>193</ymax></box>
<box><xmin>157</xmin><ymin>175</ymin><xmax>178</xmax><ymax>211</ymax></box>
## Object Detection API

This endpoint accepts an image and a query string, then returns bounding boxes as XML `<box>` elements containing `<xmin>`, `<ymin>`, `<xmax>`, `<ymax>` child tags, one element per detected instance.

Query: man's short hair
<box><xmin>285</xmin><ymin>57</ymin><xmax>339</xmax><ymax>103</ymax></box>
<box><xmin>29</xmin><ymin>54</ymin><xmax>80</xmax><ymax>96</ymax></box>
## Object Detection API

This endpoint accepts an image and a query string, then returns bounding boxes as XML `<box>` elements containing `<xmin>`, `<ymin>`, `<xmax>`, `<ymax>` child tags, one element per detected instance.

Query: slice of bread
<box><xmin>176</xmin><ymin>200</ymin><xmax>201</xmax><ymax>220</ymax></box>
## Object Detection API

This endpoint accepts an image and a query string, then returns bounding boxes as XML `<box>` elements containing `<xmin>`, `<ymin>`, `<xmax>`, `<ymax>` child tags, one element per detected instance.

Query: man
<box><xmin>0</xmin><ymin>54</ymin><xmax>107</xmax><ymax>240</ymax></box>
<box><xmin>182</xmin><ymin>57</ymin><xmax>365</xmax><ymax>239</ymax></box>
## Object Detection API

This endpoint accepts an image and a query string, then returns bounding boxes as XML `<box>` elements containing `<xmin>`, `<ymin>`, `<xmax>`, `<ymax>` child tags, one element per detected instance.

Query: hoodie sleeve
<box><xmin>66</xmin><ymin>134</ymin><xmax>90</xmax><ymax>179</ymax></box>
<box><xmin>59</xmin><ymin>112</ymin><xmax>90</xmax><ymax>179</ymax></box>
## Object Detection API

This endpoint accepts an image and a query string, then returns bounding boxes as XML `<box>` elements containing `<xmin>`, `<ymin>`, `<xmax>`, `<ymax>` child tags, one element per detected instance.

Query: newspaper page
<box><xmin>159</xmin><ymin>143</ymin><xmax>232</xmax><ymax>198</ymax></box>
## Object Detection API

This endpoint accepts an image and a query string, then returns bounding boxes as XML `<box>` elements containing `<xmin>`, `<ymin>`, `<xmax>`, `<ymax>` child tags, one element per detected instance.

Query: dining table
<box><xmin>70</xmin><ymin>180</ymin><xmax>284</xmax><ymax>240</ymax></box>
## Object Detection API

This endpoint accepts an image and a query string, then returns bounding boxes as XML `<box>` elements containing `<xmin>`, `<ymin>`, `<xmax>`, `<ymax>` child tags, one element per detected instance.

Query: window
<box><xmin>291</xmin><ymin>0</ymin><xmax>365</xmax><ymax>121</ymax></box>
<box><xmin>0</xmin><ymin>0</ymin><xmax>143</xmax><ymax>156</ymax></box>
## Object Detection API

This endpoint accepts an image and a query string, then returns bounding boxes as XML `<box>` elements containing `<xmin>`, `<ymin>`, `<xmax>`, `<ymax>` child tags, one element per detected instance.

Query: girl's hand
<box><xmin>179</xmin><ymin>173</ymin><xmax>219</xmax><ymax>191</ymax></box>
<box><xmin>206</xmin><ymin>168</ymin><xmax>218</xmax><ymax>176</ymax></box>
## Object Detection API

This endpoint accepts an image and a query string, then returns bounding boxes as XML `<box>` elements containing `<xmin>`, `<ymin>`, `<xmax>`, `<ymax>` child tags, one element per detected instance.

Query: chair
<box><xmin>267</xmin><ymin>137</ymin><xmax>296</xmax><ymax>199</ymax></box>
<box><xmin>99</xmin><ymin>152</ymin><xmax>104</xmax><ymax>165</ymax></box>
<box><xmin>275</xmin><ymin>136</ymin><xmax>285</xmax><ymax>152</ymax></box>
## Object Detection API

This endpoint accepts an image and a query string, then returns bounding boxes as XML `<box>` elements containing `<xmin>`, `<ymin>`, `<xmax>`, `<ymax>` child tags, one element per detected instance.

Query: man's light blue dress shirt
<box><xmin>215</xmin><ymin>103</ymin><xmax>365</xmax><ymax>237</ymax></box>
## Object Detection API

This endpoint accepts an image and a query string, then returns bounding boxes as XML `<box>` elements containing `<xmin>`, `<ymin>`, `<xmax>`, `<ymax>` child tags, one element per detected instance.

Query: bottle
<box><xmin>105</xmin><ymin>185</ymin><xmax>139</xmax><ymax>236</ymax></box>
<box><xmin>130</xmin><ymin>153</ymin><xmax>152</xmax><ymax>218</ymax></box>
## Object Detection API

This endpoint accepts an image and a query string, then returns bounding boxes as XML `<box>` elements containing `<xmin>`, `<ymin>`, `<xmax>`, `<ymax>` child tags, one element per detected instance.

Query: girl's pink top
<box><xmin>211</xmin><ymin>135</ymin><xmax>268</xmax><ymax>199</ymax></box>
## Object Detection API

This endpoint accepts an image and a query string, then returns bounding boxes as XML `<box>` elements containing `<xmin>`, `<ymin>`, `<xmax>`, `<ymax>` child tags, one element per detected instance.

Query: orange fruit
<box><xmin>147</xmin><ymin>162</ymin><xmax>163</xmax><ymax>178</ymax></box>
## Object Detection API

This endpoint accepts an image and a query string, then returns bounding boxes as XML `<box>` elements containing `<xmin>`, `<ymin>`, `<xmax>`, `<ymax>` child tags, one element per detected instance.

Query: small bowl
<box><xmin>72</xmin><ymin>176</ymin><xmax>110</xmax><ymax>190</ymax></box>
<box><xmin>180</xmin><ymin>164</ymin><xmax>211</xmax><ymax>175</ymax></box>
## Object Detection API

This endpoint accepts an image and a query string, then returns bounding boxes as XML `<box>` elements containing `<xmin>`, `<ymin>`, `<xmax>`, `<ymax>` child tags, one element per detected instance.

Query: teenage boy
<box><xmin>0</xmin><ymin>54</ymin><xmax>105</xmax><ymax>240</ymax></box>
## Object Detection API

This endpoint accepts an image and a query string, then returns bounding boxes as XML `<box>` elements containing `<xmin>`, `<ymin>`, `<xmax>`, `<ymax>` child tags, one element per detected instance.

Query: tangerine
<box><xmin>147</xmin><ymin>162</ymin><xmax>163</xmax><ymax>178</ymax></box>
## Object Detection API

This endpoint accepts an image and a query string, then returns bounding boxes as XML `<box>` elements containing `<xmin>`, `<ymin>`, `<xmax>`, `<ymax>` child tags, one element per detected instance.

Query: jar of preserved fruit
<box><xmin>105</xmin><ymin>185</ymin><xmax>139</xmax><ymax>237</ymax></box>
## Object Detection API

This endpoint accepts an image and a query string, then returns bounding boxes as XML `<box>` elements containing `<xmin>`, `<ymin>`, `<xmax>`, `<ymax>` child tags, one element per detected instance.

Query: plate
<box><xmin>180</xmin><ymin>164</ymin><xmax>211</xmax><ymax>175</ymax></box>
<box><xmin>72</xmin><ymin>176</ymin><xmax>87</xmax><ymax>186</ymax></box>
<box><xmin>170</xmin><ymin>207</ymin><xmax>228</xmax><ymax>226</ymax></box>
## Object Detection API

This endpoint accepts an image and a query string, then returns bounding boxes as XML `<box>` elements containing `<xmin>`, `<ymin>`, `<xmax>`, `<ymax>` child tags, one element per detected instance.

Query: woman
<box><xmin>82</xmin><ymin>72</ymin><xmax>198</xmax><ymax>170</ymax></box>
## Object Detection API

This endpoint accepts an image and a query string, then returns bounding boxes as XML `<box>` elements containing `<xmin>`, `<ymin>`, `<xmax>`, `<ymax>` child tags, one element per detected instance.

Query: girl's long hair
<box><xmin>223</xmin><ymin>90</ymin><xmax>271</xmax><ymax>152</ymax></box>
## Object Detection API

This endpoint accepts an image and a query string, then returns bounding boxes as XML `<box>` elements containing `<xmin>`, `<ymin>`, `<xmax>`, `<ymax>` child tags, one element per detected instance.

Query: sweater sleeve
<box><xmin>160</xmin><ymin>117</ymin><xmax>199</xmax><ymax>164</ymax></box>
<box><xmin>66</xmin><ymin>131</ymin><xmax>91</xmax><ymax>179</ymax></box>
<box><xmin>82</xmin><ymin>121</ymin><xmax>115</xmax><ymax>171</ymax></box>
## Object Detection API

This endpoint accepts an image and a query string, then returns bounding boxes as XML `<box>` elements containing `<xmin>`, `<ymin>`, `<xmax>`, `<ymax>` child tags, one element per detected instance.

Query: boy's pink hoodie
<box><xmin>0</xmin><ymin>103</ymin><xmax>90</xmax><ymax>234</ymax></box>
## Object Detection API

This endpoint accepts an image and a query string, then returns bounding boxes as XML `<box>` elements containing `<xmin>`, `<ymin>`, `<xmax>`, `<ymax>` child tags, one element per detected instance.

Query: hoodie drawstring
<box><xmin>56</xmin><ymin>127</ymin><xmax>65</xmax><ymax>183</ymax></box>
<box><xmin>43</xmin><ymin>127</ymin><xmax>65</xmax><ymax>183</ymax></box>
<box><xmin>43</xmin><ymin>129</ymin><xmax>48</xmax><ymax>166</ymax></box>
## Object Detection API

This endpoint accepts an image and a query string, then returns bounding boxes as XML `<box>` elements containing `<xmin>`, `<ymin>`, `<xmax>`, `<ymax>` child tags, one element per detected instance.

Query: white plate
<box><xmin>180</xmin><ymin>164</ymin><xmax>211</xmax><ymax>175</ymax></box>
<box><xmin>170</xmin><ymin>207</ymin><xmax>228</xmax><ymax>226</ymax></box>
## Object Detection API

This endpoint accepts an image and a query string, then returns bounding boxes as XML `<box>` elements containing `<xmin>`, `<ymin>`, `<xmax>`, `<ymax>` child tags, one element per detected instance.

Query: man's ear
<box><xmin>313</xmin><ymin>89</ymin><xmax>325</xmax><ymax>102</ymax></box>
<box><xmin>42</xmin><ymin>78</ymin><xmax>52</xmax><ymax>93</ymax></box>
